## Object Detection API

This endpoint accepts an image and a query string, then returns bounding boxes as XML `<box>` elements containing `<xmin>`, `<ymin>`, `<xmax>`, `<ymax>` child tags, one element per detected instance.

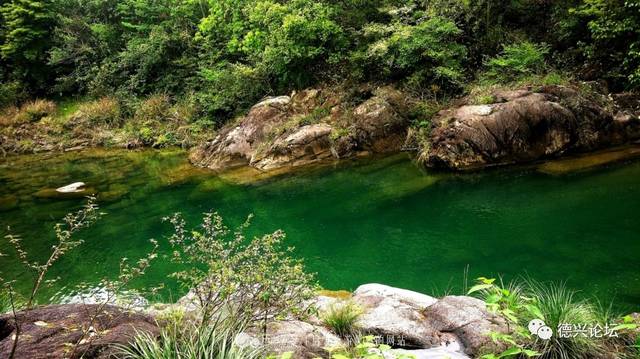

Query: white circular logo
<box><xmin>528</xmin><ymin>319</ymin><xmax>545</xmax><ymax>335</ymax></box>
<box><xmin>528</xmin><ymin>319</ymin><xmax>553</xmax><ymax>340</ymax></box>
<box><xmin>537</xmin><ymin>325</ymin><xmax>553</xmax><ymax>340</ymax></box>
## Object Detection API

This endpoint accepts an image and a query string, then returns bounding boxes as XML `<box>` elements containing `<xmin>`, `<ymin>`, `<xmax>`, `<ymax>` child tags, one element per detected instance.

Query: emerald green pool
<box><xmin>1</xmin><ymin>149</ymin><xmax>639</xmax><ymax>310</ymax></box>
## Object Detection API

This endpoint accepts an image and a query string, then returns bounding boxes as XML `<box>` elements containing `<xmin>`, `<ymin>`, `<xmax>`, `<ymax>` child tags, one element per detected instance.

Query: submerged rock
<box><xmin>0</xmin><ymin>304</ymin><xmax>158</xmax><ymax>359</ymax></box>
<box><xmin>537</xmin><ymin>145</ymin><xmax>640</xmax><ymax>174</ymax></box>
<box><xmin>34</xmin><ymin>187</ymin><xmax>96</xmax><ymax>200</ymax></box>
<box><xmin>0</xmin><ymin>195</ymin><xmax>18</xmax><ymax>211</ymax></box>
<box><xmin>425</xmin><ymin>85</ymin><xmax>640</xmax><ymax>170</ymax></box>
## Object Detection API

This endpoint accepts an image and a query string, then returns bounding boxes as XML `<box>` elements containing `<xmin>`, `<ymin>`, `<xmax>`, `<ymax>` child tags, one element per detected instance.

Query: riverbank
<box><xmin>1</xmin><ymin>283</ymin><xmax>638</xmax><ymax>358</ymax></box>
<box><xmin>3</xmin><ymin>82</ymin><xmax>640</xmax><ymax>176</ymax></box>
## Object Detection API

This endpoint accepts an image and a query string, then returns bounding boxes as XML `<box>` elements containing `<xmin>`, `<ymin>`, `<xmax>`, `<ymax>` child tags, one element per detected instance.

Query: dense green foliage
<box><xmin>468</xmin><ymin>277</ymin><xmax>640</xmax><ymax>359</ymax></box>
<box><xmin>0</xmin><ymin>0</ymin><xmax>638</xmax><ymax>124</ymax></box>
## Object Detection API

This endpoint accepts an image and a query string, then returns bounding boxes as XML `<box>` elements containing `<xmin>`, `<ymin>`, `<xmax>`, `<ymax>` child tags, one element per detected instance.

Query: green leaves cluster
<box><xmin>353</xmin><ymin>15</ymin><xmax>467</xmax><ymax>92</ymax></box>
<box><xmin>483</xmin><ymin>42</ymin><xmax>550</xmax><ymax>83</ymax></box>
<box><xmin>165</xmin><ymin>212</ymin><xmax>317</xmax><ymax>331</ymax></box>
<box><xmin>2</xmin><ymin>0</ymin><xmax>640</xmax><ymax>128</ymax></box>
<box><xmin>469</xmin><ymin>276</ymin><xmax>640</xmax><ymax>359</ymax></box>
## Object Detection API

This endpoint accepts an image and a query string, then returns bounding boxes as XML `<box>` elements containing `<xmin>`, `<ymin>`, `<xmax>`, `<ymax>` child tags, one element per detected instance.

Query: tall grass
<box><xmin>70</xmin><ymin>97</ymin><xmax>121</xmax><ymax>126</ymax></box>
<box><xmin>322</xmin><ymin>301</ymin><xmax>362</xmax><ymax>340</ymax></box>
<box><xmin>117</xmin><ymin>323</ymin><xmax>261</xmax><ymax>359</ymax></box>
<box><xmin>524</xmin><ymin>279</ymin><xmax>605</xmax><ymax>359</ymax></box>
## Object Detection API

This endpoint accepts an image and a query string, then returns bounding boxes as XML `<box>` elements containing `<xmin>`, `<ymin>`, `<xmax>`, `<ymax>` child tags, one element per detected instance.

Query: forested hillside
<box><xmin>1</xmin><ymin>0</ymin><xmax>639</xmax><ymax>127</ymax></box>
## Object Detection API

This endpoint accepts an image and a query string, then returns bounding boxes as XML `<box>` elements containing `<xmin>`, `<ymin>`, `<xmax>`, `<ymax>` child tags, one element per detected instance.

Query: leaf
<box><xmin>522</xmin><ymin>349</ymin><xmax>541</xmax><ymax>357</ymax></box>
<box><xmin>477</xmin><ymin>277</ymin><xmax>496</xmax><ymax>284</ymax></box>
<box><xmin>501</xmin><ymin>309</ymin><xmax>518</xmax><ymax>323</ymax></box>
<box><xmin>332</xmin><ymin>355</ymin><xmax>349</xmax><ymax>359</ymax></box>
<box><xmin>468</xmin><ymin>283</ymin><xmax>493</xmax><ymax>295</ymax></box>
<box><xmin>524</xmin><ymin>304</ymin><xmax>544</xmax><ymax>320</ymax></box>
<box><xmin>497</xmin><ymin>347</ymin><xmax>523</xmax><ymax>358</ymax></box>
<box><xmin>34</xmin><ymin>321</ymin><xmax>49</xmax><ymax>327</ymax></box>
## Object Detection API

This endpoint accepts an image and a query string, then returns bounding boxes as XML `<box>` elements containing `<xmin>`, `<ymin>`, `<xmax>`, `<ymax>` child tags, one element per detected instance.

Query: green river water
<box><xmin>0</xmin><ymin>149</ymin><xmax>639</xmax><ymax>310</ymax></box>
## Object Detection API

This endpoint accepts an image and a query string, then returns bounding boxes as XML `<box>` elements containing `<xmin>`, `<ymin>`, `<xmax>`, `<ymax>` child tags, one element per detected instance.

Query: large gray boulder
<box><xmin>353</xmin><ymin>284</ymin><xmax>508</xmax><ymax>357</ymax></box>
<box><xmin>426</xmin><ymin>85</ymin><xmax>640</xmax><ymax>169</ymax></box>
<box><xmin>189</xmin><ymin>86</ymin><xmax>411</xmax><ymax>172</ymax></box>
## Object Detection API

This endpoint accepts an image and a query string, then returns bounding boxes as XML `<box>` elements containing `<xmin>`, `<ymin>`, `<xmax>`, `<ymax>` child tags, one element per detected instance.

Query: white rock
<box><xmin>254</xmin><ymin>96</ymin><xmax>291</xmax><ymax>108</ymax></box>
<box><xmin>354</xmin><ymin>283</ymin><xmax>437</xmax><ymax>309</ymax></box>
<box><xmin>56</xmin><ymin>182</ymin><xmax>85</xmax><ymax>193</ymax></box>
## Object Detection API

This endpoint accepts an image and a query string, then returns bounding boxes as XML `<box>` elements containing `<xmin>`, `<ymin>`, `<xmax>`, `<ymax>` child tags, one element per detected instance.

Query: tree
<box><xmin>0</xmin><ymin>0</ymin><xmax>55</xmax><ymax>93</ymax></box>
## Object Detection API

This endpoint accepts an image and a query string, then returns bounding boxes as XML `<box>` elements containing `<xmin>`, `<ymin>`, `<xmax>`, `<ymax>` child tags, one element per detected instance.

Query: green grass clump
<box><xmin>118</xmin><ymin>323</ymin><xmax>260</xmax><ymax>359</ymax></box>
<box><xmin>322</xmin><ymin>301</ymin><xmax>362</xmax><ymax>339</ymax></box>
<box><xmin>70</xmin><ymin>97</ymin><xmax>122</xmax><ymax>126</ymax></box>
<box><xmin>468</xmin><ymin>276</ymin><xmax>639</xmax><ymax>359</ymax></box>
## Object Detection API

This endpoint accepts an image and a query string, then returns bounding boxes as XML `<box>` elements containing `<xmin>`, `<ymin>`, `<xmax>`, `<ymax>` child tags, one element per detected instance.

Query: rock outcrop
<box><xmin>0</xmin><ymin>304</ymin><xmax>159</xmax><ymax>359</ymax></box>
<box><xmin>352</xmin><ymin>284</ymin><xmax>508</xmax><ymax>357</ymax></box>
<box><xmin>425</xmin><ymin>85</ymin><xmax>640</xmax><ymax>169</ymax></box>
<box><xmin>189</xmin><ymin>86</ymin><xmax>410</xmax><ymax>171</ymax></box>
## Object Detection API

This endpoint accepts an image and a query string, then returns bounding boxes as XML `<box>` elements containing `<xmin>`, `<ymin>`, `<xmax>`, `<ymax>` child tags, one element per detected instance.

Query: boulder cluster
<box><xmin>190</xmin><ymin>84</ymin><xmax>640</xmax><ymax>172</ymax></box>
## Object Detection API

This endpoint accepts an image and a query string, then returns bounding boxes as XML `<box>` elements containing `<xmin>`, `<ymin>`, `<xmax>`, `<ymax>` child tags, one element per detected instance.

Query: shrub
<box><xmin>483</xmin><ymin>42</ymin><xmax>550</xmax><ymax>83</ymax></box>
<box><xmin>0</xmin><ymin>81</ymin><xmax>25</xmax><ymax>108</ymax></box>
<box><xmin>322</xmin><ymin>301</ymin><xmax>362</xmax><ymax>339</ymax></box>
<box><xmin>12</xmin><ymin>99</ymin><xmax>57</xmax><ymax>124</ymax></box>
<box><xmin>165</xmin><ymin>212</ymin><xmax>317</xmax><ymax>332</ymax></box>
<box><xmin>70</xmin><ymin>97</ymin><xmax>121</xmax><ymax>126</ymax></box>
<box><xmin>134</xmin><ymin>94</ymin><xmax>172</xmax><ymax>124</ymax></box>
<box><xmin>197</xmin><ymin>63</ymin><xmax>268</xmax><ymax>122</ymax></box>
<box><xmin>352</xmin><ymin>14</ymin><xmax>467</xmax><ymax>93</ymax></box>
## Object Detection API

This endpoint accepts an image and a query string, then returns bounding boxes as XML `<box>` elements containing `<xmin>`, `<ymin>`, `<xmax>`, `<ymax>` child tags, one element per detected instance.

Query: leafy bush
<box><xmin>483</xmin><ymin>42</ymin><xmax>550</xmax><ymax>83</ymax></box>
<box><xmin>353</xmin><ymin>15</ymin><xmax>467</xmax><ymax>93</ymax></box>
<box><xmin>70</xmin><ymin>97</ymin><xmax>122</xmax><ymax>127</ymax></box>
<box><xmin>197</xmin><ymin>63</ymin><xmax>268</xmax><ymax>122</ymax></box>
<box><xmin>165</xmin><ymin>212</ymin><xmax>317</xmax><ymax>332</ymax></box>
<box><xmin>569</xmin><ymin>0</ymin><xmax>640</xmax><ymax>89</ymax></box>
<box><xmin>198</xmin><ymin>0</ymin><xmax>345</xmax><ymax>89</ymax></box>
<box><xmin>322</xmin><ymin>301</ymin><xmax>362</xmax><ymax>339</ymax></box>
<box><xmin>0</xmin><ymin>81</ymin><xmax>25</xmax><ymax>108</ymax></box>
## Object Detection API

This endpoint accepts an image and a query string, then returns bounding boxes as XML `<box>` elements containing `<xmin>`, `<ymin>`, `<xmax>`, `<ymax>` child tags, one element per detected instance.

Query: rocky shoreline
<box><xmin>2</xmin><ymin>83</ymin><xmax>640</xmax><ymax>174</ymax></box>
<box><xmin>189</xmin><ymin>83</ymin><xmax>640</xmax><ymax>173</ymax></box>
<box><xmin>0</xmin><ymin>284</ymin><xmax>509</xmax><ymax>359</ymax></box>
